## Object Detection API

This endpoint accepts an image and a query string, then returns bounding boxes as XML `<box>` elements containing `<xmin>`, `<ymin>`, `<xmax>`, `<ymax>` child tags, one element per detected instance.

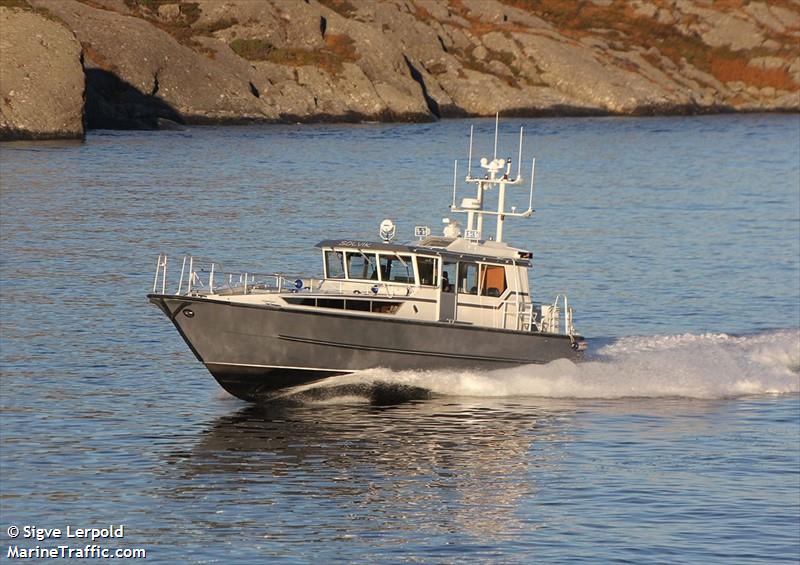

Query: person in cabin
<box><xmin>442</xmin><ymin>271</ymin><xmax>452</xmax><ymax>292</ymax></box>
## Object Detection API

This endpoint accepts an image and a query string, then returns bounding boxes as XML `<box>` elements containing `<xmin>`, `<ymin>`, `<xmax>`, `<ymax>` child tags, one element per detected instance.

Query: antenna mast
<box><xmin>450</xmin><ymin>115</ymin><xmax>536</xmax><ymax>243</ymax></box>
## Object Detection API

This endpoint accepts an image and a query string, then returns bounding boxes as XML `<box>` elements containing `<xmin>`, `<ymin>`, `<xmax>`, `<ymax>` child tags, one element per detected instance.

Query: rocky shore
<box><xmin>1</xmin><ymin>0</ymin><xmax>798</xmax><ymax>140</ymax></box>
<box><xmin>0</xmin><ymin>4</ymin><xmax>84</xmax><ymax>140</ymax></box>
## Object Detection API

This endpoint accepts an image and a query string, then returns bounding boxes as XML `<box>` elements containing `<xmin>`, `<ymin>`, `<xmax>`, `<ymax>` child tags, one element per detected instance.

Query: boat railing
<box><xmin>498</xmin><ymin>297</ymin><xmax>533</xmax><ymax>332</ymax></box>
<box><xmin>538</xmin><ymin>294</ymin><xmax>575</xmax><ymax>337</ymax></box>
<box><xmin>316</xmin><ymin>278</ymin><xmax>416</xmax><ymax>297</ymax></box>
<box><xmin>152</xmin><ymin>254</ymin><xmax>321</xmax><ymax>296</ymax></box>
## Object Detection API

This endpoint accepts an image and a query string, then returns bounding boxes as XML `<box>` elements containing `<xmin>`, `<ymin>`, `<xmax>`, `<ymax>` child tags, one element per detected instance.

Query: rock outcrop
<box><xmin>2</xmin><ymin>0</ymin><xmax>798</xmax><ymax>138</ymax></box>
<box><xmin>0</xmin><ymin>5</ymin><xmax>85</xmax><ymax>140</ymax></box>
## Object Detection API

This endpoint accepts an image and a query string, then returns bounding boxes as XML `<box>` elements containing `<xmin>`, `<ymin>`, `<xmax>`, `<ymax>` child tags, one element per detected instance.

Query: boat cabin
<box><xmin>308</xmin><ymin>237</ymin><xmax>536</xmax><ymax>331</ymax></box>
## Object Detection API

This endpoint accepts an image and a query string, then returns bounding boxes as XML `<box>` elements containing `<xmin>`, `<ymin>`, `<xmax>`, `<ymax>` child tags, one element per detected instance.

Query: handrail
<box><xmin>541</xmin><ymin>294</ymin><xmax>575</xmax><ymax>337</ymax></box>
<box><xmin>177</xmin><ymin>256</ymin><xmax>187</xmax><ymax>294</ymax></box>
<box><xmin>497</xmin><ymin>293</ymin><xmax>535</xmax><ymax>332</ymax></box>
<box><xmin>152</xmin><ymin>254</ymin><xmax>167</xmax><ymax>293</ymax></box>
<box><xmin>152</xmin><ymin>254</ymin><xmax>320</xmax><ymax>297</ymax></box>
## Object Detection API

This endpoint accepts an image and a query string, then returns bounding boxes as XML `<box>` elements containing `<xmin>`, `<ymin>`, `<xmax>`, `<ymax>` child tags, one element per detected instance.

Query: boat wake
<box><xmin>271</xmin><ymin>330</ymin><xmax>800</xmax><ymax>403</ymax></box>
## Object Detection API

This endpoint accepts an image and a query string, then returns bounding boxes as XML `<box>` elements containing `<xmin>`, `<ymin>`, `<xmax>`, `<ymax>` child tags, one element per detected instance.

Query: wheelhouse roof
<box><xmin>315</xmin><ymin>238</ymin><xmax>531</xmax><ymax>267</ymax></box>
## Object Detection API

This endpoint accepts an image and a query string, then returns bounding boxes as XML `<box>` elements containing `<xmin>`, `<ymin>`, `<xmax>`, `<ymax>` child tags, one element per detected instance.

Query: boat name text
<box><xmin>337</xmin><ymin>240</ymin><xmax>373</xmax><ymax>248</ymax></box>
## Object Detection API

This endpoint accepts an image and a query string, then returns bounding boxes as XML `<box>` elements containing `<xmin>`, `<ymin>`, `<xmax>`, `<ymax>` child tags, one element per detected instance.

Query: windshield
<box><xmin>325</xmin><ymin>250</ymin><xmax>345</xmax><ymax>279</ymax></box>
<box><xmin>345</xmin><ymin>252</ymin><xmax>379</xmax><ymax>280</ymax></box>
<box><xmin>378</xmin><ymin>254</ymin><xmax>414</xmax><ymax>283</ymax></box>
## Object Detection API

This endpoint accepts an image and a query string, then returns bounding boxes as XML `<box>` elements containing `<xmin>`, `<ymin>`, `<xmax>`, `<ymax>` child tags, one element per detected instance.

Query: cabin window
<box><xmin>345</xmin><ymin>252</ymin><xmax>379</xmax><ymax>280</ymax></box>
<box><xmin>378</xmin><ymin>254</ymin><xmax>414</xmax><ymax>283</ymax></box>
<box><xmin>442</xmin><ymin>261</ymin><xmax>457</xmax><ymax>292</ymax></box>
<box><xmin>372</xmin><ymin>302</ymin><xmax>401</xmax><ymax>314</ymax></box>
<box><xmin>317</xmin><ymin>298</ymin><xmax>344</xmax><ymax>309</ymax></box>
<box><xmin>480</xmin><ymin>265</ymin><xmax>507</xmax><ymax>297</ymax></box>
<box><xmin>325</xmin><ymin>251</ymin><xmax>345</xmax><ymax>279</ymax></box>
<box><xmin>344</xmin><ymin>299</ymin><xmax>371</xmax><ymax>312</ymax></box>
<box><xmin>283</xmin><ymin>297</ymin><xmax>400</xmax><ymax>314</ymax></box>
<box><xmin>458</xmin><ymin>262</ymin><xmax>479</xmax><ymax>294</ymax></box>
<box><xmin>417</xmin><ymin>257</ymin><xmax>438</xmax><ymax>286</ymax></box>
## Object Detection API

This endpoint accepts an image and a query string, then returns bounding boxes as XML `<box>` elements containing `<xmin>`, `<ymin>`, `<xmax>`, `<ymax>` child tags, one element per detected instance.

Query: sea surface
<box><xmin>1</xmin><ymin>114</ymin><xmax>799</xmax><ymax>563</ymax></box>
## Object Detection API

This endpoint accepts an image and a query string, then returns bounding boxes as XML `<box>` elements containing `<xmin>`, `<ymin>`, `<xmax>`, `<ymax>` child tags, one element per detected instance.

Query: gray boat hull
<box><xmin>149</xmin><ymin>294</ymin><xmax>584</xmax><ymax>401</ymax></box>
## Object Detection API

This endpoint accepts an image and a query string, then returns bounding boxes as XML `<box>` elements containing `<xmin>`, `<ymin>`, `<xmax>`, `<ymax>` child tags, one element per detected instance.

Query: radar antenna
<box><xmin>379</xmin><ymin>218</ymin><xmax>397</xmax><ymax>242</ymax></box>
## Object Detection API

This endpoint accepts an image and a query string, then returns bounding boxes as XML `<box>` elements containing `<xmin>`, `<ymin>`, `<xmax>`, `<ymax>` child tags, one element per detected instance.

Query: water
<box><xmin>1</xmin><ymin>114</ymin><xmax>798</xmax><ymax>563</ymax></box>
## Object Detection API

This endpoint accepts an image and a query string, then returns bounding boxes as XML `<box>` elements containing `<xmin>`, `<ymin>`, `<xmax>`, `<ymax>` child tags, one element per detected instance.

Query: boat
<box><xmin>148</xmin><ymin>117</ymin><xmax>586</xmax><ymax>401</ymax></box>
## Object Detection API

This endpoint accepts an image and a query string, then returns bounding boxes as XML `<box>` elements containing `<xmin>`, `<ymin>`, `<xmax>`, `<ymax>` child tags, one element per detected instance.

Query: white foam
<box><xmin>300</xmin><ymin>330</ymin><xmax>800</xmax><ymax>400</ymax></box>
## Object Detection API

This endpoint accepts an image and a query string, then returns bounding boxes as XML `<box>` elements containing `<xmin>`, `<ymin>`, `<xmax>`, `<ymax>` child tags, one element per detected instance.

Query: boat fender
<box><xmin>371</xmin><ymin>285</ymin><xmax>379</xmax><ymax>294</ymax></box>
<box><xmin>353</xmin><ymin>290</ymin><xmax>361</xmax><ymax>294</ymax></box>
<box><xmin>294</xmin><ymin>279</ymin><xmax>303</xmax><ymax>290</ymax></box>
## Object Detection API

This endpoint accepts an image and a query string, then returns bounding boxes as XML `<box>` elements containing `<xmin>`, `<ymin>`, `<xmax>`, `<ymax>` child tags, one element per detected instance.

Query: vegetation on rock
<box><xmin>2</xmin><ymin>0</ymin><xmax>797</xmax><ymax>137</ymax></box>
<box><xmin>230</xmin><ymin>33</ymin><xmax>358</xmax><ymax>75</ymax></box>
<box><xmin>498</xmin><ymin>0</ymin><xmax>798</xmax><ymax>92</ymax></box>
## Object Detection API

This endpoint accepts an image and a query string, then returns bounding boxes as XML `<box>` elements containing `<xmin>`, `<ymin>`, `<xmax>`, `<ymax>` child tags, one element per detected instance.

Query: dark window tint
<box><xmin>417</xmin><ymin>257</ymin><xmax>438</xmax><ymax>286</ymax></box>
<box><xmin>379</xmin><ymin>254</ymin><xmax>414</xmax><ymax>283</ymax></box>
<box><xmin>345</xmin><ymin>300</ymin><xmax>371</xmax><ymax>312</ymax></box>
<box><xmin>442</xmin><ymin>262</ymin><xmax>457</xmax><ymax>292</ymax></box>
<box><xmin>317</xmin><ymin>299</ymin><xmax>344</xmax><ymax>309</ymax></box>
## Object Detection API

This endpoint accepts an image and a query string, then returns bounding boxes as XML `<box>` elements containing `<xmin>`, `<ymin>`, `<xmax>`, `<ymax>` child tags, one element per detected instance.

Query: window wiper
<box><xmin>358</xmin><ymin>251</ymin><xmax>375</xmax><ymax>267</ymax></box>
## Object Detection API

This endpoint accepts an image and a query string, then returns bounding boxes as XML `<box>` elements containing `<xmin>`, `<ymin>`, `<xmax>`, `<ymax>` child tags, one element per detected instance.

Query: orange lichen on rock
<box><xmin>324</xmin><ymin>33</ymin><xmax>359</xmax><ymax>62</ymax></box>
<box><xmin>230</xmin><ymin>33</ymin><xmax>358</xmax><ymax>75</ymax></box>
<box><xmin>711</xmin><ymin>56</ymin><xmax>798</xmax><ymax>91</ymax></box>
<box><xmin>495</xmin><ymin>0</ymin><xmax>799</xmax><ymax>92</ymax></box>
